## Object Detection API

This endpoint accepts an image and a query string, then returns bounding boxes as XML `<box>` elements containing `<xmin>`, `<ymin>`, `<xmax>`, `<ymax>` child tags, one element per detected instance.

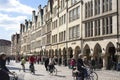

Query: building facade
<box><xmin>0</xmin><ymin>39</ymin><xmax>11</xmax><ymax>55</ymax></box>
<box><xmin>19</xmin><ymin>0</ymin><xmax>120</xmax><ymax>70</ymax></box>
<box><xmin>11</xmin><ymin>33</ymin><xmax>20</xmax><ymax>55</ymax></box>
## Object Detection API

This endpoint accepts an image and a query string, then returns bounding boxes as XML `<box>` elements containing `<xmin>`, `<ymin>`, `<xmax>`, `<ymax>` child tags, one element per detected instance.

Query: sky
<box><xmin>0</xmin><ymin>0</ymin><xmax>48</xmax><ymax>41</ymax></box>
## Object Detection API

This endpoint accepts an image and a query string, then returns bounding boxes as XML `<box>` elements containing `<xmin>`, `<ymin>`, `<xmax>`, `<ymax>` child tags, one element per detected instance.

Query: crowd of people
<box><xmin>0</xmin><ymin>51</ymin><xmax>98</xmax><ymax>80</ymax></box>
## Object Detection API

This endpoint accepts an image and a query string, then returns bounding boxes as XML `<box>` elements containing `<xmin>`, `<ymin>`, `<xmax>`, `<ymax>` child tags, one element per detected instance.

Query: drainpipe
<box><xmin>81</xmin><ymin>0</ymin><xmax>84</xmax><ymax>55</ymax></box>
<box><xmin>117</xmin><ymin>0</ymin><xmax>120</xmax><ymax>62</ymax></box>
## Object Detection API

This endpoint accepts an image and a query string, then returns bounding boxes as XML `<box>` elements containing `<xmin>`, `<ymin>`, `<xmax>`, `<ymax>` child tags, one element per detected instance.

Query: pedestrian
<box><xmin>29</xmin><ymin>55</ymin><xmax>36</xmax><ymax>74</ymax></box>
<box><xmin>0</xmin><ymin>52</ymin><xmax>13</xmax><ymax>80</ymax></box>
<box><xmin>21</xmin><ymin>57</ymin><xmax>26</xmax><ymax>72</ymax></box>
<box><xmin>91</xmin><ymin>58</ymin><xmax>96</xmax><ymax>70</ymax></box>
<box><xmin>44</xmin><ymin>57</ymin><xmax>49</xmax><ymax>71</ymax></box>
<box><xmin>70</xmin><ymin>58</ymin><xmax>76</xmax><ymax>69</ymax></box>
<box><xmin>76</xmin><ymin>54</ymin><xmax>87</xmax><ymax>80</ymax></box>
<box><xmin>6</xmin><ymin>56</ymin><xmax>10</xmax><ymax>65</ymax></box>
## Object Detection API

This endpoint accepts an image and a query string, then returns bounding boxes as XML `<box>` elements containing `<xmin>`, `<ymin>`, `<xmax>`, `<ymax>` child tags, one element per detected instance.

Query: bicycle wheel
<box><xmin>89</xmin><ymin>72</ymin><xmax>98</xmax><ymax>80</ymax></box>
<box><xmin>53</xmin><ymin>68</ymin><xmax>57</xmax><ymax>75</ymax></box>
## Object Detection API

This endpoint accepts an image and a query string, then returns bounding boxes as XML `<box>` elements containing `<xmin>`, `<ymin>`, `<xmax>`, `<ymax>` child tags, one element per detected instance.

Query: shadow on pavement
<box><xmin>55</xmin><ymin>75</ymin><xmax>66</xmax><ymax>78</ymax></box>
<box><xmin>8</xmin><ymin>66</ymin><xmax>21</xmax><ymax>70</ymax></box>
<box><xmin>34</xmin><ymin>73</ymin><xmax>45</xmax><ymax>76</ymax></box>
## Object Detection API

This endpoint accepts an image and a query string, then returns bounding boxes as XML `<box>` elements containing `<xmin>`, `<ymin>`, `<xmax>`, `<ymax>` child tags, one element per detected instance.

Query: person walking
<box><xmin>29</xmin><ymin>55</ymin><xmax>36</xmax><ymax>74</ymax></box>
<box><xmin>6</xmin><ymin>56</ymin><xmax>10</xmax><ymax>65</ymax></box>
<box><xmin>21</xmin><ymin>57</ymin><xmax>26</xmax><ymax>72</ymax></box>
<box><xmin>44</xmin><ymin>57</ymin><xmax>49</xmax><ymax>71</ymax></box>
<box><xmin>0</xmin><ymin>52</ymin><xmax>13</xmax><ymax>80</ymax></box>
<box><xmin>70</xmin><ymin>58</ymin><xmax>76</xmax><ymax>69</ymax></box>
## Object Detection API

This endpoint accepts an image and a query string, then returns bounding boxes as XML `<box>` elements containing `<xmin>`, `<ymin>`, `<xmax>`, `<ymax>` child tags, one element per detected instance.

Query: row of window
<box><xmin>85</xmin><ymin>1</ymin><xmax>93</xmax><ymax>18</ymax></box>
<box><xmin>85</xmin><ymin>0</ymin><xmax>112</xmax><ymax>18</ymax></box>
<box><xmin>69</xmin><ymin>6</ymin><xmax>80</xmax><ymax>22</ymax></box>
<box><xmin>52</xmin><ymin>31</ymin><xmax>66</xmax><ymax>44</ymax></box>
<box><xmin>59</xmin><ymin>14</ymin><xmax>66</xmax><ymax>26</ymax></box>
<box><xmin>59</xmin><ymin>31</ymin><xmax>66</xmax><ymax>42</ymax></box>
<box><xmin>52</xmin><ymin>20</ymin><xmax>58</xmax><ymax>29</ymax></box>
<box><xmin>71</xmin><ymin>0</ymin><xmax>78</xmax><ymax>5</ymax></box>
<box><xmin>52</xmin><ymin>34</ymin><xmax>57</xmax><ymax>43</ymax></box>
<box><xmin>85</xmin><ymin>16</ymin><xmax>112</xmax><ymax>37</ymax></box>
<box><xmin>69</xmin><ymin>25</ymin><xmax>80</xmax><ymax>40</ymax></box>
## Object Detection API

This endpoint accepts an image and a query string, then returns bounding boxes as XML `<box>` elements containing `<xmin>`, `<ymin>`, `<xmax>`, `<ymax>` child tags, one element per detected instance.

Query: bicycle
<box><xmin>10</xmin><ymin>72</ymin><xmax>18</xmax><ymax>80</ymax></box>
<box><xmin>48</xmin><ymin>64</ymin><xmax>57</xmax><ymax>75</ymax></box>
<box><xmin>29</xmin><ymin>63</ymin><xmax>35</xmax><ymax>74</ymax></box>
<box><xmin>72</xmin><ymin>67</ymin><xmax>98</xmax><ymax>80</ymax></box>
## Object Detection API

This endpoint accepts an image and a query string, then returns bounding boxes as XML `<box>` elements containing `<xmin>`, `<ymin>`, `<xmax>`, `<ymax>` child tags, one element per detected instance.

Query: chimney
<box><xmin>32</xmin><ymin>10</ymin><xmax>36</xmax><ymax>22</ymax></box>
<box><xmin>38</xmin><ymin>5</ymin><xmax>41</xmax><ymax>11</ymax></box>
<box><xmin>20</xmin><ymin>24</ymin><xmax>23</xmax><ymax>33</ymax></box>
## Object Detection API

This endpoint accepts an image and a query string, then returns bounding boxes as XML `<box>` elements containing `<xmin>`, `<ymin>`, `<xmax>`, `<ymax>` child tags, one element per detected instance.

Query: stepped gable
<box><xmin>0</xmin><ymin>39</ymin><xmax>11</xmax><ymax>46</ymax></box>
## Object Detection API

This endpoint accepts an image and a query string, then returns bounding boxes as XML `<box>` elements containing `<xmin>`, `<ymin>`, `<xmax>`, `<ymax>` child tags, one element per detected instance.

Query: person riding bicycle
<box><xmin>76</xmin><ymin>54</ymin><xmax>88</xmax><ymax>80</ymax></box>
<box><xmin>0</xmin><ymin>52</ymin><xmax>13</xmax><ymax>80</ymax></box>
<box><xmin>29</xmin><ymin>55</ymin><xmax>35</xmax><ymax>74</ymax></box>
<box><xmin>48</xmin><ymin>57</ymin><xmax>56</xmax><ymax>73</ymax></box>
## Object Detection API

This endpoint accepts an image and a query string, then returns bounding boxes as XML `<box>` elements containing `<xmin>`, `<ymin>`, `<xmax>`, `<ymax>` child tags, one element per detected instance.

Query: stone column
<box><xmin>102</xmin><ymin>52</ymin><xmax>107</xmax><ymax>70</ymax></box>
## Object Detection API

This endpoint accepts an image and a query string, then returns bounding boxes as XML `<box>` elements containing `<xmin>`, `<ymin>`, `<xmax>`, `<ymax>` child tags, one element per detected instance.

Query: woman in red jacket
<box><xmin>29</xmin><ymin>55</ymin><xmax>35</xmax><ymax>74</ymax></box>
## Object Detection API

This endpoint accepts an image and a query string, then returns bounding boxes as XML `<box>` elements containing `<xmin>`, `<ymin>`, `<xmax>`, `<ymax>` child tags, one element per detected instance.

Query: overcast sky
<box><xmin>0</xmin><ymin>0</ymin><xmax>48</xmax><ymax>40</ymax></box>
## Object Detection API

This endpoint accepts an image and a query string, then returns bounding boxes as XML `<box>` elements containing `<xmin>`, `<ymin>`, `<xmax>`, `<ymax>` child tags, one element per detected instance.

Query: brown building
<box><xmin>0</xmin><ymin>39</ymin><xmax>11</xmax><ymax>55</ymax></box>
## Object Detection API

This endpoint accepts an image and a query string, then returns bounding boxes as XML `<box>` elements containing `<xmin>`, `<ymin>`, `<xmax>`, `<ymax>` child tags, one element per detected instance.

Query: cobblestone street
<box><xmin>7</xmin><ymin>61</ymin><xmax>120</xmax><ymax>80</ymax></box>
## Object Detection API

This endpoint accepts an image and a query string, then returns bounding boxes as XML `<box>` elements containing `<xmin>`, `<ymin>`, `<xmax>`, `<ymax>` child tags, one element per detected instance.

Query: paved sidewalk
<box><xmin>7</xmin><ymin>61</ymin><xmax>120</xmax><ymax>80</ymax></box>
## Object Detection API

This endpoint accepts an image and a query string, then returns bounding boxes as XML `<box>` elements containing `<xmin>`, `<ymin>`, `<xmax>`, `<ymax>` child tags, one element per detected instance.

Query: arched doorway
<box><xmin>46</xmin><ymin>50</ymin><xmax>48</xmax><ymax>57</ymax></box>
<box><xmin>63</xmin><ymin>47</ymin><xmax>67</xmax><ymax>66</ymax></box>
<box><xmin>93</xmin><ymin>43</ymin><xmax>103</xmax><ymax>69</ymax></box>
<box><xmin>49</xmin><ymin>49</ymin><xmax>52</xmax><ymax>58</ymax></box>
<box><xmin>106</xmin><ymin>42</ymin><xmax>117</xmax><ymax>70</ymax></box>
<box><xmin>40</xmin><ymin>50</ymin><xmax>43</xmax><ymax>56</ymax></box>
<box><xmin>68</xmin><ymin>47</ymin><xmax>73</xmax><ymax>59</ymax></box>
<box><xmin>51</xmin><ymin>49</ymin><xmax>54</xmax><ymax>58</ymax></box>
<box><xmin>55</xmin><ymin>49</ymin><xmax>58</xmax><ymax>63</ymax></box>
<box><xmin>58</xmin><ymin>49</ymin><xmax>62</xmax><ymax>65</ymax></box>
<box><xmin>55</xmin><ymin>49</ymin><xmax>58</xmax><ymax>57</ymax></box>
<box><xmin>83</xmin><ymin>44</ymin><xmax>90</xmax><ymax>60</ymax></box>
<box><xmin>74</xmin><ymin>46</ymin><xmax>81</xmax><ymax>60</ymax></box>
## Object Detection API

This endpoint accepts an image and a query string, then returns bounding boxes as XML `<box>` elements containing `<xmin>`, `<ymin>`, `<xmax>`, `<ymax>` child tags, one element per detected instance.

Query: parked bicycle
<box><xmin>72</xmin><ymin>66</ymin><xmax>98</xmax><ymax>80</ymax></box>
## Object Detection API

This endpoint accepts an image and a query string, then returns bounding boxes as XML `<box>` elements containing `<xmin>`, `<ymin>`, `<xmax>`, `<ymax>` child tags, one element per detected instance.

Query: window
<box><xmin>59</xmin><ymin>31</ymin><xmax>66</xmax><ymax>42</ymax></box>
<box><xmin>109</xmin><ymin>0</ymin><xmax>112</xmax><ymax>10</ymax></box>
<box><xmin>69</xmin><ymin>11</ymin><xmax>72</xmax><ymax>22</ymax></box>
<box><xmin>69</xmin><ymin>25</ymin><xmax>80</xmax><ymax>40</ymax></box>
<box><xmin>85</xmin><ymin>3</ymin><xmax>87</xmax><ymax>18</ymax></box>
<box><xmin>106</xmin><ymin>17</ymin><xmax>108</xmax><ymax>34</ymax></box>
<box><xmin>98</xmin><ymin>19</ymin><xmax>100</xmax><ymax>35</ymax></box>
<box><xmin>95</xmin><ymin>20</ymin><xmax>97</xmax><ymax>36</ymax></box>
<box><xmin>102</xmin><ymin>18</ymin><xmax>105</xmax><ymax>35</ymax></box>
<box><xmin>91</xmin><ymin>21</ymin><xmax>93</xmax><ymax>36</ymax></box>
<box><xmin>102</xmin><ymin>16</ymin><xmax>113</xmax><ymax>35</ymax></box>
<box><xmin>85</xmin><ymin>23</ymin><xmax>87</xmax><ymax>37</ymax></box>
<box><xmin>91</xmin><ymin>1</ymin><xmax>93</xmax><ymax>16</ymax></box>
<box><xmin>69</xmin><ymin>6</ymin><xmax>80</xmax><ymax>22</ymax></box>
<box><xmin>95</xmin><ymin>0</ymin><xmax>100</xmax><ymax>15</ymax></box>
<box><xmin>106</xmin><ymin>0</ymin><xmax>109</xmax><ymax>11</ymax></box>
<box><xmin>109</xmin><ymin>16</ymin><xmax>112</xmax><ymax>33</ymax></box>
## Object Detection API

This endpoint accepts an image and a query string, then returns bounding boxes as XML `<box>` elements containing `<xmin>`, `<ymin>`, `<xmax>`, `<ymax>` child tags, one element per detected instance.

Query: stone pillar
<box><xmin>102</xmin><ymin>57</ymin><xmax>106</xmax><ymax>70</ymax></box>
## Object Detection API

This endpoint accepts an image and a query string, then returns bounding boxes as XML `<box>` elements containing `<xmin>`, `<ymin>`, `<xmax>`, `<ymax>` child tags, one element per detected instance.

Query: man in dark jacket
<box><xmin>44</xmin><ymin>57</ymin><xmax>49</xmax><ymax>71</ymax></box>
<box><xmin>76</xmin><ymin>54</ymin><xmax>86</xmax><ymax>80</ymax></box>
<box><xmin>0</xmin><ymin>52</ymin><xmax>12</xmax><ymax>80</ymax></box>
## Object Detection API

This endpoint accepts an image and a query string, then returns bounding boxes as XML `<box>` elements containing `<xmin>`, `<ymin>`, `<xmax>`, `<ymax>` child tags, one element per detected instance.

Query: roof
<box><xmin>0</xmin><ymin>39</ymin><xmax>11</xmax><ymax>46</ymax></box>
